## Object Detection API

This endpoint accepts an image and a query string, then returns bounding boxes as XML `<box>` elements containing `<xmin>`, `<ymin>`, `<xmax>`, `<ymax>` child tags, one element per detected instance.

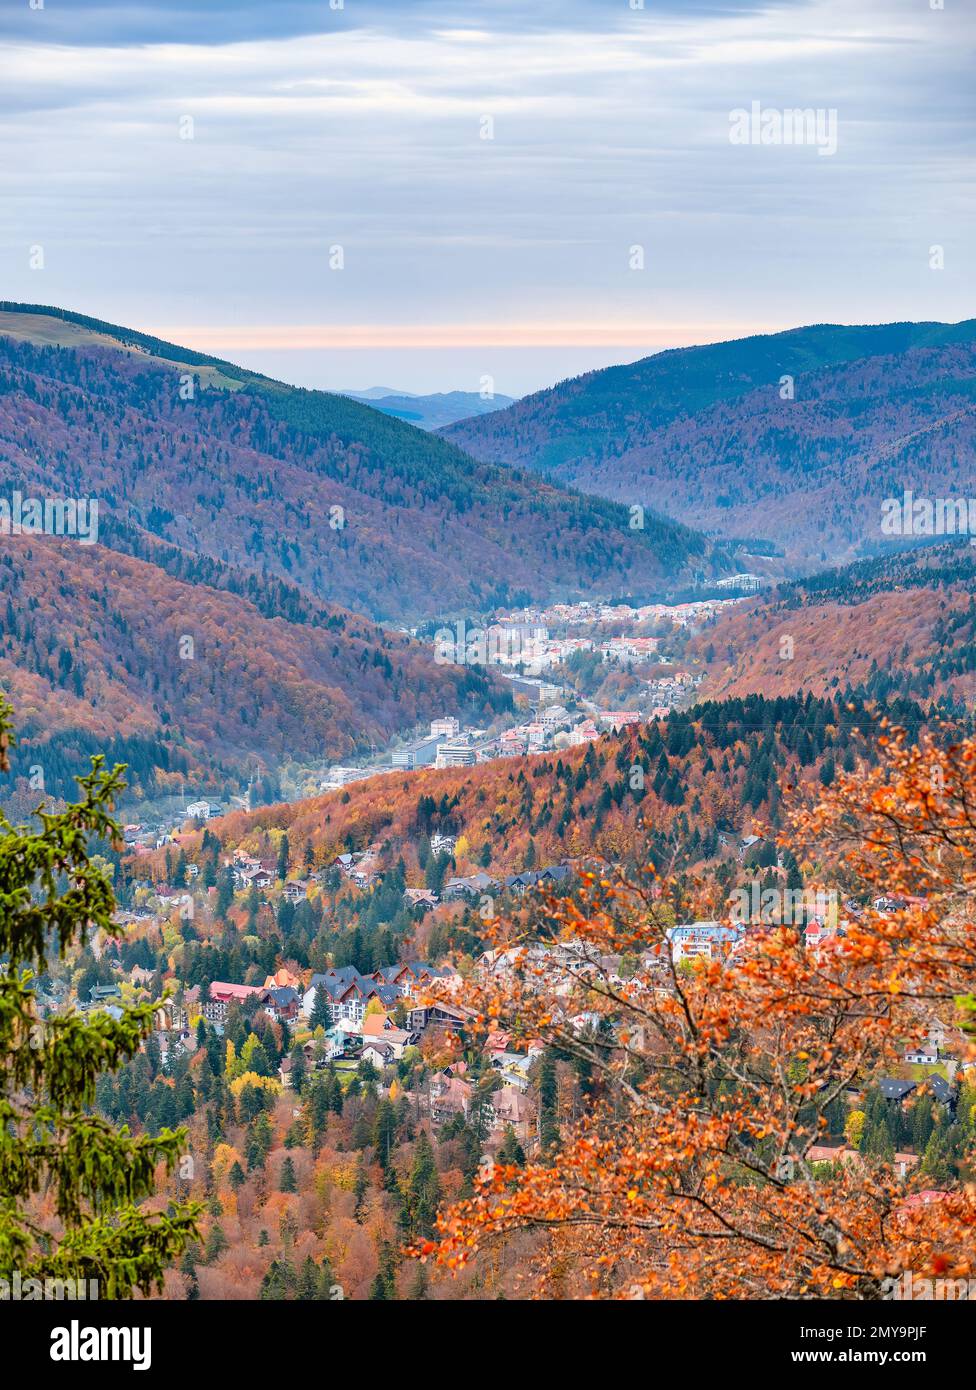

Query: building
<box><xmin>201</xmin><ymin>980</ymin><xmax>267</xmax><ymax>1025</ymax></box>
<box><xmin>404</xmin><ymin>887</ymin><xmax>440</xmax><ymax>910</ymax></box>
<box><xmin>435</xmin><ymin>739</ymin><xmax>476</xmax><ymax>768</ymax></box>
<box><xmin>391</xmin><ymin>735</ymin><xmax>441</xmax><ymax>770</ymax></box>
<box><xmin>598</xmin><ymin>710</ymin><xmax>642</xmax><ymax>731</ymax></box>
<box><xmin>490</xmin><ymin>1085</ymin><xmax>533</xmax><ymax>1140</ymax></box>
<box><xmin>540</xmin><ymin>705</ymin><xmax>571</xmax><ymax>731</ymax></box>
<box><xmin>320</xmin><ymin>765</ymin><xmax>375</xmax><ymax>790</ymax></box>
<box><xmin>429</xmin><ymin>1073</ymin><xmax>473</xmax><ymax>1124</ymax></box>
<box><xmin>715</xmin><ymin>573</ymin><xmax>766</xmax><ymax>592</ymax></box>
<box><xmin>444</xmin><ymin>871</ymin><xmax>496</xmax><ymax>901</ymax></box>
<box><xmin>263</xmin><ymin>986</ymin><xmax>301</xmax><ymax>1024</ymax></box>
<box><xmin>667</xmin><ymin>922</ymin><xmax>742</xmax><ymax>965</ymax></box>
<box><xmin>360</xmin><ymin>1039</ymin><xmax>397</xmax><ymax>1069</ymax></box>
<box><xmin>302</xmin><ymin>967</ymin><xmax>400</xmax><ymax>1025</ymax></box>
<box><xmin>430</xmin><ymin>716</ymin><xmax>460</xmax><ymax>739</ymax></box>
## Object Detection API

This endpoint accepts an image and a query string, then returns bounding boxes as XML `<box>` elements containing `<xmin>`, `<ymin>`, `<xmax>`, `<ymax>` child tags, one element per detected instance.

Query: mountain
<box><xmin>692</xmin><ymin>540</ymin><xmax>976</xmax><ymax>707</ymax></box>
<box><xmin>0</xmin><ymin>304</ymin><xmax>722</xmax><ymax>624</ymax></box>
<box><xmin>343</xmin><ymin>388</ymin><xmax>515</xmax><ymax>431</ymax></box>
<box><xmin>0</xmin><ymin>531</ymin><xmax>508</xmax><ymax>806</ymax></box>
<box><xmin>442</xmin><ymin>319</ymin><xmax>976</xmax><ymax>568</ymax></box>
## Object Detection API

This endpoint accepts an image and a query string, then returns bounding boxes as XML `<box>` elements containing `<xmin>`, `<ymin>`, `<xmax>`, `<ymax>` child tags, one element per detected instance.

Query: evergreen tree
<box><xmin>279</xmin><ymin>1156</ymin><xmax>298</xmax><ymax>1193</ymax></box>
<box><xmin>289</xmin><ymin>1042</ymin><xmax>308</xmax><ymax>1096</ymax></box>
<box><xmin>310</xmin><ymin>987</ymin><xmax>333</xmax><ymax>1031</ymax></box>
<box><xmin>497</xmin><ymin>1124</ymin><xmax>526</xmax><ymax>1166</ymax></box>
<box><xmin>405</xmin><ymin>1130</ymin><xmax>442</xmax><ymax>1240</ymax></box>
<box><xmin>537</xmin><ymin>1050</ymin><xmax>560</xmax><ymax>1152</ymax></box>
<box><xmin>297</xmin><ymin>1254</ymin><xmax>319</xmax><ymax>1300</ymax></box>
<box><xmin>0</xmin><ymin>698</ymin><xmax>197</xmax><ymax>1296</ymax></box>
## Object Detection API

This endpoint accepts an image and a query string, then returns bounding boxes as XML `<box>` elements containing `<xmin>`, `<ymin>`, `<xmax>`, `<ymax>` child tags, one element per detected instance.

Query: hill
<box><xmin>177</xmin><ymin>689</ymin><xmax>935</xmax><ymax>889</ymax></box>
<box><xmin>692</xmin><ymin>541</ymin><xmax>976</xmax><ymax>706</ymax></box>
<box><xmin>0</xmin><ymin>304</ymin><xmax>721</xmax><ymax>623</ymax></box>
<box><xmin>0</xmin><ymin>533</ymin><xmax>506</xmax><ymax>805</ymax></box>
<box><xmin>443</xmin><ymin>320</ymin><xmax>976</xmax><ymax>567</ymax></box>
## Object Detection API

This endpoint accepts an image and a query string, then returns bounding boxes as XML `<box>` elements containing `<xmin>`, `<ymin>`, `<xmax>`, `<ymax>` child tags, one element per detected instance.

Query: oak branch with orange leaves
<box><xmin>417</xmin><ymin>726</ymin><xmax>976</xmax><ymax>1298</ymax></box>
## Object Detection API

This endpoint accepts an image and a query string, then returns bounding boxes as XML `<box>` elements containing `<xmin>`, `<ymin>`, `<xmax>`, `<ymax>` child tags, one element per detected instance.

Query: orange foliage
<box><xmin>421</xmin><ymin>727</ymin><xmax>976</xmax><ymax>1297</ymax></box>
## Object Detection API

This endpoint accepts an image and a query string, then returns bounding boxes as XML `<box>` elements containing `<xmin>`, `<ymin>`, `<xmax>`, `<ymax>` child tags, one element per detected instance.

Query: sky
<box><xmin>1</xmin><ymin>0</ymin><xmax>972</xmax><ymax>396</ymax></box>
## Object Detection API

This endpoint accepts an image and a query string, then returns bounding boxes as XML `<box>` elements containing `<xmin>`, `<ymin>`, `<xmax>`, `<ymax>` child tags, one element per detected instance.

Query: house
<box><xmin>490</xmin><ymin>1085</ymin><xmax>533</xmax><ymax>1140</ymax></box>
<box><xmin>805</xmin><ymin>1144</ymin><xmax>862</xmax><ymax>1170</ymax></box>
<box><xmin>263</xmin><ymin>967</ymin><xmax>301</xmax><ymax>991</ymax></box>
<box><xmin>263</xmin><ymin>986</ymin><xmax>301</xmax><ymax>1024</ymax></box>
<box><xmin>444</xmin><ymin>871</ymin><xmax>496</xmax><ymax>901</ymax></box>
<box><xmin>430</xmin><ymin>831</ymin><xmax>457</xmax><ymax>855</ymax></box>
<box><xmin>878</xmin><ymin>1078</ymin><xmax>918</xmax><ymax>1104</ymax></box>
<box><xmin>361</xmin><ymin>1013</ymin><xmax>418</xmax><ymax>1058</ymax></box>
<box><xmin>878</xmin><ymin>1075</ymin><xmax>954</xmax><ymax>1109</ymax></box>
<box><xmin>489</xmin><ymin>1051</ymin><xmax>533</xmax><ymax>1091</ymax></box>
<box><xmin>429</xmin><ymin>1073</ymin><xmax>472</xmax><ymax>1124</ymax></box>
<box><xmin>282</xmin><ymin>880</ymin><xmax>312</xmax><ymax>903</ymax></box>
<box><xmin>360</xmin><ymin>1039</ymin><xmax>397</xmax><ymax>1069</ymax></box>
<box><xmin>905</xmin><ymin>1042</ymin><xmax>940</xmax><ymax>1066</ymax></box>
<box><xmin>404</xmin><ymin>887</ymin><xmax>439</xmax><ymax>910</ymax></box>
<box><xmin>156</xmin><ymin>1028</ymin><xmax>195</xmax><ymax>1066</ymax></box>
<box><xmin>805</xmin><ymin>1144</ymin><xmax>917</xmax><ymax>1181</ymax></box>
<box><xmin>738</xmin><ymin>834</ymin><xmax>764</xmax><ymax>858</ymax></box>
<box><xmin>538</xmin><ymin>863</ymin><xmax>572</xmax><ymax>888</ymax></box>
<box><xmin>371</xmin><ymin>960</ymin><xmax>447</xmax><ymax>994</ymax></box>
<box><xmin>502</xmin><ymin>864</ymin><xmax>572</xmax><ymax>898</ymax></box>
<box><xmin>925</xmin><ymin>1075</ymin><xmax>955</xmax><ymax>1108</ymax></box>
<box><xmin>89</xmin><ymin>984</ymin><xmax>122</xmax><ymax>1005</ymax></box>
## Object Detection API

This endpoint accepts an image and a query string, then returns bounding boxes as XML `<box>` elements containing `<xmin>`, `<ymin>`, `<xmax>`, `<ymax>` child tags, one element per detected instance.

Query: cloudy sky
<box><xmin>1</xmin><ymin>0</ymin><xmax>972</xmax><ymax>395</ymax></box>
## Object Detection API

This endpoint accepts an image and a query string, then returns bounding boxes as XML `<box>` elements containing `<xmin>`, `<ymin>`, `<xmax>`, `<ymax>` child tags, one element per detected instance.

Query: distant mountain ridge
<box><xmin>343</xmin><ymin>388</ymin><xmax>515</xmax><ymax>430</ymax></box>
<box><xmin>442</xmin><ymin>319</ymin><xmax>976</xmax><ymax>567</ymax></box>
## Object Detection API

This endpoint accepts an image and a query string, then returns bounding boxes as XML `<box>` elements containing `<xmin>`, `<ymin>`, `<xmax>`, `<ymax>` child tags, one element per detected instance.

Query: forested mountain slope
<box><xmin>0</xmin><ymin>304</ymin><xmax>721</xmax><ymax>622</ymax></box>
<box><xmin>444</xmin><ymin>320</ymin><xmax>976</xmax><ymax>566</ymax></box>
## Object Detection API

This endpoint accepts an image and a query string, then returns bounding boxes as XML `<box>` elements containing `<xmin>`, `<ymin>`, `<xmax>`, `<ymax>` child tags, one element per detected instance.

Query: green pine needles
<box><xmin>0</xmin><ymin>696</ymin><xmax>199</xmax><ymax>1297</ymax></box>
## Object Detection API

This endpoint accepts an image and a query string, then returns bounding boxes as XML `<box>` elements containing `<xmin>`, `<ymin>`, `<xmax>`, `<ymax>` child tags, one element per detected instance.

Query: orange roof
<box><xmin>363</xmin><ymin>1012</ymin><xmax>391</xmax><ymax>1035</ymax></box>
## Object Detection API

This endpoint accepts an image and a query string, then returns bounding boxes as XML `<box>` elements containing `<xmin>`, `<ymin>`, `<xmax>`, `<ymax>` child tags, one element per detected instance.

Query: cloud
<box><xmin>0</xmin><ymin>0</ymin><xmax>971</xmax><ymax>392</ymax></box>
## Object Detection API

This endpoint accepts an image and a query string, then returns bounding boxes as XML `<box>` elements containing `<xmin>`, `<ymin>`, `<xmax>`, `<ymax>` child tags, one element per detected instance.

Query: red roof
<box><xmin>209</xmin><ymin>981</ymin><xmax>265</xmax><ymax>1002</ymax></box>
